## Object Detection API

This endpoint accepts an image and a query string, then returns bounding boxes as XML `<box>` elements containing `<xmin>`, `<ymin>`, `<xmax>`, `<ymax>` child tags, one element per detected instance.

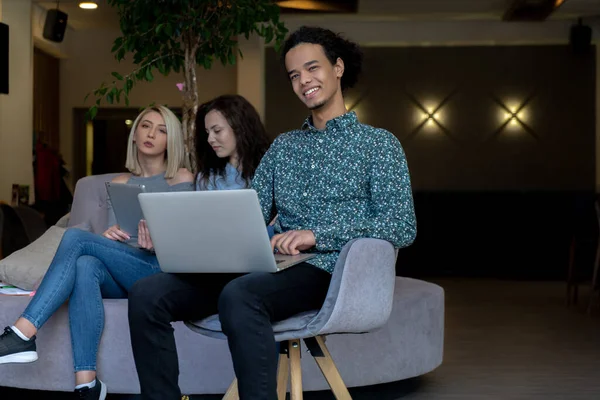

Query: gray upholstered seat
<box><xmin>187</xmin><ymin>238</ymin><xmax>397</xmax><ymax>341</ymax></box>
<box><xmin>186</xmin><ymin>238</ymin><xmax>437</xmax><ymax>399</ymax></box>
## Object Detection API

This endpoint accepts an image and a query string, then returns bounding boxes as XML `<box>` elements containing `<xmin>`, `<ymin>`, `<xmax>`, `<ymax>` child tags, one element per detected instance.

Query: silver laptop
<box><xmin>138</xmin><ymin>190</ymin><xmax>316</xmax><ymax>273</ymax></box>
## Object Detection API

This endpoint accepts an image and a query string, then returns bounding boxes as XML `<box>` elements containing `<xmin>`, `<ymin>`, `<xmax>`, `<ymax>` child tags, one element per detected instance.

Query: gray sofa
<box><xmin>0</xmin><ymin>173</ymin><xmax>445</xmax><ymax>395</ymax></box>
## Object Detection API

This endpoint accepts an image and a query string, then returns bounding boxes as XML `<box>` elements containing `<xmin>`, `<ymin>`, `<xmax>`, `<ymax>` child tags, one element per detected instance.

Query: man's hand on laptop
<box><xmin>103</xmin><ymin>224</ymin><xmax>130</xmax><ymax>242</ymax></box>
<box><xmin>270</xmin><ymin>230</ymin><xmax>315</xmax><ymax>255</ymax></box>
<box><xmin>137</xmin><ymin>220</ymin><xmax>154</xmax><ymax>251</ymax></box>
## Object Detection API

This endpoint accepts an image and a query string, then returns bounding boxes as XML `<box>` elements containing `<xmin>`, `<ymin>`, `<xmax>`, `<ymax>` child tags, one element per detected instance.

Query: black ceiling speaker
<box><xmin>570</xmin><ymin>18</ymin><xmax>593</xmax><ymax>55</ymax></box>
<box><xmin>0</xmin><ymin>22</ymin><xmax>8</xmax><ymax>95</ymax></box>
<box><xmin>43</xmin><ymin>8</ymin><xmax>68</xmax><ymax>43</ymax></box>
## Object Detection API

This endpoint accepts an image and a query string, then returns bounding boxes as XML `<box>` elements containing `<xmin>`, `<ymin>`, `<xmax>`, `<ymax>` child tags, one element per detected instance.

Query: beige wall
<box><xmin>0</xmin><ymin>0</ymin><xmax>34</xmax><ymax>204</ymax></box>
<box><xmin>237</xmin><ymin>34</ymin><xmax>265</xmax><ymax>121</ymax></box>
<box><xmin>59</xmin><ymin>27</ymin><xmax>237</xmax><ymax>178</ymax></box>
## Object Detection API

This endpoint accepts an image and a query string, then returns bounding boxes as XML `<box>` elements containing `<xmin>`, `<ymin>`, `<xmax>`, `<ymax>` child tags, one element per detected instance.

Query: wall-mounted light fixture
<box><xmin>403</xmin><ymin>89</ymin><xmax>458</xmax><ymax>144</ymax></box>
<box><xmin>490</xmin><ymin>93</ymin><xmax>537</xmax><ymax>140</ymax></box>
<box><xmin>502</xmin><ymin>105</ymin><xmax>527</xmax><ymax>127</ymax></box>
<box><xmin>420</xmin><ymin>105</ymin><xmax>442</xmax><ymax>128</ymax></box>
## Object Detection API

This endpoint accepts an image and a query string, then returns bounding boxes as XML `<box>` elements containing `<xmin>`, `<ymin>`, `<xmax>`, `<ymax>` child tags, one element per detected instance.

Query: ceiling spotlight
<box><xmin>79</xmin><ymin>1</ymin><xmax>98</xmax><ymax>9</ymax></box>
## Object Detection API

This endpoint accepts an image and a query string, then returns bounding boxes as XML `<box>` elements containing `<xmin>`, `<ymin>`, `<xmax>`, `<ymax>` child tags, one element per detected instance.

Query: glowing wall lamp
<box><xmin>490</xmin><ymin>93</ymin><xmax>537</xmax><ymax>140</ymax></box>
<box><xmin>502</xmin><ymin>105</ymin><xmax>526</xmax><ymax>127</ymax></box>
<box><xmin>421</xmin><ymin>106</ymin><xmax>441</xmax><ymax>128</ymax></box>
<box><xmin>404</xmin><ymin>89</ymin><xmax>458</xmax><ymax>144</ymax></box>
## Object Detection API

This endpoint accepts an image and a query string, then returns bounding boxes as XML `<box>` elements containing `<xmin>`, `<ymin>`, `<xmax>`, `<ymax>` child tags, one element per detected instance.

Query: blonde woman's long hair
<box><xmin>124</xmin><ymin>105</ymin><xmax>186</xmax><ymax>179</ymax></box>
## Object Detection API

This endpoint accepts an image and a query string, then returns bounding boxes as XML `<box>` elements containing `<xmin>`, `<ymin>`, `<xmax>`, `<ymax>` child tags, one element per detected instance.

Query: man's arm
<box><xmin>312</xmin><ymin>133</ymin><xmax>416</xmax><ymax>251</ymax></box>
<box><xmin>251</xmin><ymin>145</ymin><xmax>277</xmax><ymax>225</ymax></box>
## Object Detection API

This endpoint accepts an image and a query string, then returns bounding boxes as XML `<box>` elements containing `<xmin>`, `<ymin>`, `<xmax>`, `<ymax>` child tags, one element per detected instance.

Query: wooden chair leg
<box><xmin>222</xmin><ymin>378</ymin><xmax>239</xmax><ymax>400</ymax></box>
<box><xmin>223</xmin><ymin>342</ymin><xmax>296</xmax><ymax>400</ymax></box>
<box><xmin>289</xmin><ymin>339</ymin><xmax>303</xmax><ymax>400</ymax></box>
<box><xmin>567</xmin><ymin>236</ymin><xmax>576</xmax><ymax>307</ymax></box>
<box><xmin>277</xmin><ymin>352</ymin><xmax>290</xmax><ymax>400</ymax></box>
<box><xmin>588</xmin><ymin>238</ymin><xmax>600</xmax><ymax>315</ymax></box>
<box><xmin>304</xmin><ymin>336</ymin><xmax>352</xmax><ymax>400</ymax></box>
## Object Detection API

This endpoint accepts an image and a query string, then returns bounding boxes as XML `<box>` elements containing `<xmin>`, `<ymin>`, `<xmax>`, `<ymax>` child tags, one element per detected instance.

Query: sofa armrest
<box><xmin>307</xmin><ymin>238</ymin><xmax>396</xmax><ymax>336</ymax></box>
<box><xmin>69</xmin><ymin>173</ymin><xmax>121</xmax><ymax>234</ymax></box>
<box><xmin>54</xmin><ymin>213</ymin><xmax>70</xmax><ymax>228</ymax></box>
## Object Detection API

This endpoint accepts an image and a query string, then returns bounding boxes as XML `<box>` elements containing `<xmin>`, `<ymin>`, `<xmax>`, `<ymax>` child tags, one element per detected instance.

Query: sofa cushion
<box><xmin>0</xmin><ymin>226</ymin><xmax>66</xmax><ymax>290</ymax></box>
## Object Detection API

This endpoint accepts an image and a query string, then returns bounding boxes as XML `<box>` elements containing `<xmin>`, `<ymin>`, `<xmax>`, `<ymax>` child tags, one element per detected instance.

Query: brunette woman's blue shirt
<box><xmin>197</xmin><ymin>163</ymin><xmax>275</xmax><ymax>239</ymax></box>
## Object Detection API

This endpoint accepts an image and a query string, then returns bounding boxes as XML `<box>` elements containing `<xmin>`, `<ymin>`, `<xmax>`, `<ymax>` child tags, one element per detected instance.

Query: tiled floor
<box><xmin>1</xmin><ymin>279</ymin><xmax>599</xmax><ymax>399</ymax></box>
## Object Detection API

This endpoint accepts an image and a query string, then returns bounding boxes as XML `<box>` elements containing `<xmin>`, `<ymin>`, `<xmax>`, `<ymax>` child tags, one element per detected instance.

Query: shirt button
<box><xmin>311</xmin><ymin>164</ymin><xmax>315</xmax><ymax>169</ymax></box>
<box><xmin>319</xmin><ymin>139</ymin><xmax>323</xmax><ymax>143</ymax></box>
<box><xmin>303</xmin><ymin>192</ymin><xmax>308</xmax><ymax>196</ymax></box>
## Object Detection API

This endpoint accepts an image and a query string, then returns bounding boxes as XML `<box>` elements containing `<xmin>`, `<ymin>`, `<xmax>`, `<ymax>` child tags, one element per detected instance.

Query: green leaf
<box><xmin>111</xmin><ymin>72</ymin><xmax>124</xmax><ymax>80</ymax></box>
<box><xmin>265</xmin><ymin>26</ymin><xmax>274</xmax><ymax>44</ymax></box>
<box><xmin>146</xmin><ymin>68</ymin><xmax>154</xmax><ymax>82</ymax></box>
<box><xmin>165</xmin><ymin>24</ymin><xmax>173</xmax><ymax>37</ymax></box>
<box><xmin>111</xmin><ymin>37</ymin><xmax>123</xmax><ymax>53</ymax></box>
<box><xmin>155</xmin><ymin>23</ymin><xmax>163</xmax><ymax>34</ymax></box>
<box><xmin>106</xmin><ymin>92</ymin><xmax>114</xmax><ymax>104</ymax></box>
<box><xmin>89</xmin><ymin>105</ymin><xmax>98</xmax><ymax>120</ymax></box>
<box><xmin>124</xmin><ymin>78</ymin><xmax>131</xmax><ymax>95</ymax></box>
<box><xmin>125</xmin><ymin>95</ymin><xmax>130</xmax><ymax>107</ymax></box>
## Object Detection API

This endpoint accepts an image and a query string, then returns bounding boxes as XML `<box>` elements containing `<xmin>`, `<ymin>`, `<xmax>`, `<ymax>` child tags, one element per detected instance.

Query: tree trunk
<box><xmin>182</xmin><ymin>33</ymin><xmax>199</xmax><ymax>172</ymax></box>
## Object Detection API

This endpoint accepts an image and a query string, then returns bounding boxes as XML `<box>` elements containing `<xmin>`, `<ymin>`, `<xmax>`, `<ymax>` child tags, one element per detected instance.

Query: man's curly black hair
<box><xmin>281</xmin><ymin>26</ymin><xmax>363</xmax><ymax>92</ymax></box>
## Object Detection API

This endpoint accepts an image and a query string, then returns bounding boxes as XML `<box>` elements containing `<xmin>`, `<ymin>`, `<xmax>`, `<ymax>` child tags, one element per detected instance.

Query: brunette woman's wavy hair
<box><xmin>195</xmin><ymin>94</ymin><xmax>270</xmax><ymax>187</ymax></box>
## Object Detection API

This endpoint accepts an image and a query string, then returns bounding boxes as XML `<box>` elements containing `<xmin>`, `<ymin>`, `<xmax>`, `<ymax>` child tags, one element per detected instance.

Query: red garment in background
<box><xmin>35</xmin><ymin>142</ymin><xmax>61</xmax><ymax>202</ymax></box>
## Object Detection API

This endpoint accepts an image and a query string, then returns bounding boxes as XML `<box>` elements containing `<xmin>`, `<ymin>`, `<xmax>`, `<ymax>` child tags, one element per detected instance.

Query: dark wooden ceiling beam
<box><xmin>276</xmin><ymin>0</ymin><xmax>358</xmax><ymax>14</ymax></box>
<box><xmin>502</xmin><ymin>0</ymin><xmax>567</xmax><ymax>21</ymax></box>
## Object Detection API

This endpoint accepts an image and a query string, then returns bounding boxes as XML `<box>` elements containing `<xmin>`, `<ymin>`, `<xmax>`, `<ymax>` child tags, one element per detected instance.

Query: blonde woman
<box><xmin>0</xmin><ymin>105</ymin><xmax>193</xmax><ymax>400</ymax></box>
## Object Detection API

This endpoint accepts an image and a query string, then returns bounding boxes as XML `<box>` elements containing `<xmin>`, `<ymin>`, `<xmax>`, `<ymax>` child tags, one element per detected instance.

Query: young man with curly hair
<box><xmin>127</xmin><ymin>25</ymin><xmax>417</xmax><ymax>400</ymax></box>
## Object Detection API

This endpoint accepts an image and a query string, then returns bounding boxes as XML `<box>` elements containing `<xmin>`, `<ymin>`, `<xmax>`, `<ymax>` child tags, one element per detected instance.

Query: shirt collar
<box><xmin>301</xmin><ymin>111</ymin><xmax>358</xmax><ymax>132</ymax></box>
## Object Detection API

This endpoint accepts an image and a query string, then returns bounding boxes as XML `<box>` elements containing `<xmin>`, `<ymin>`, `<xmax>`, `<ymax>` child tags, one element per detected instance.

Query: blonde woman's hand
<box><xmin>103</xmin><ymin>224</ymin><xmax>130</xmax><ymax>242</ymax></box>
<box><xmin>137</xmin><ymin>220</ymin><xmax>154</xmax><ymax>250</ymax></box>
